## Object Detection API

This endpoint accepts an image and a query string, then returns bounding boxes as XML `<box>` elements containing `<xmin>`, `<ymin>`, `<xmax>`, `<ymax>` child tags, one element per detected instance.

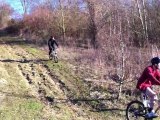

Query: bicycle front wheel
<box><xmin>53</xmin><ymin>56</ymin><xmax>58</xmax><ymax>63</ymax></box>
<box><xmin>126</xmin><ymin>100</ymin><xmax>146</xmax><ymax>120</ymax></box>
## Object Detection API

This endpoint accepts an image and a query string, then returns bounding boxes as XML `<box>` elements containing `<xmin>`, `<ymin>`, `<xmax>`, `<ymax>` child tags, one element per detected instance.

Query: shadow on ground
<box><xmin>0</xmin><ymin>39</ymin><xmax>35</xmax><ymax>45</ymax></box>
<box><xmin>45</xmin><ymin>97</ymin><xmax>125</xmax><ymax>112</ymax></box>
<box><xmin>0</xmin><ymin>90</ymin><xmax>36</xmax><ymax>99</ymax></box>
<box><xmin>0</xmin><ymin>59</ymin><xmax>49</xmax><ymax>64</ymax></box>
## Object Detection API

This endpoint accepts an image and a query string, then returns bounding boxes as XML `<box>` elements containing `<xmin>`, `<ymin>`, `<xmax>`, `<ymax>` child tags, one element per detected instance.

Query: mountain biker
<box><xmin>136</xmin><ymin>57</ymin><xmax>160</xmax><ymax>119</ymax></box>
<box><xmin>48</xmin><ymin>36</ymin><xmax>59</xmax><ymax>59</ymax></box>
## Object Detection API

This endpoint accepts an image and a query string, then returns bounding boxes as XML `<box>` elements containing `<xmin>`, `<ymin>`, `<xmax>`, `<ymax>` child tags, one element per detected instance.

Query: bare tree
<box><xmin>142</xmin><ymin>0</ymin><xmax>148</xmax><ymax>41</ymax></box>
<box><xmin>20</xmin><ymin>0</ymin><xmax>27</xmax><ymax>17</ymax></box>
<box><xmin>86</xmin><ymin>0</ymin><xmax>97</xmax><ymax>49</ymax></box>
<box><xmin>59</xmin><ymin>0</ymin><xmax>66</xmax><ymax>41</ymax></box>
<box><xmin>20</xmin><ymin>0</ymin><xmax>33</xmax><ymax>18</ymax></box>
<box><xmin>135</xmin><ymin>0</ymin><xmax>149</xmax><ymax>44</ymax></box>
<box><xmin>0</xmin><ymin>3</ymin><xmax>13</xmax><ymax>27</ymax></box>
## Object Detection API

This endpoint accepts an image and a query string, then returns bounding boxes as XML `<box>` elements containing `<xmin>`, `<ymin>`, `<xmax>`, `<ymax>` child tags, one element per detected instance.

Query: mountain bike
<box><xmin>126</xmin><ymin>93</ymin><xmax>160</xmax><ymax>120</ymax></box>
<box><xmin>49</xmin><ymin>50</ymin><xmax>58</xmax><ymax>63</ymax></box>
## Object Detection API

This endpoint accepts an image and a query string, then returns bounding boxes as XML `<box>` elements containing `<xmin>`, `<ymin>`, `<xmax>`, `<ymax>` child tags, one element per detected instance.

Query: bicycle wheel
<box><xmin>126</xmin><ymin>100</ymin><xmax>146</xmax><ymax>120</ymax></box>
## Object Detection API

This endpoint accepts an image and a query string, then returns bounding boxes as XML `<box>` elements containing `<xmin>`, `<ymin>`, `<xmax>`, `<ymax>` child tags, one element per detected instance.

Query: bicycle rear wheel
<box><xmin>126</xmin><ymin>100</ymin><xmax>146</xmax><ymax>120</ymax></box>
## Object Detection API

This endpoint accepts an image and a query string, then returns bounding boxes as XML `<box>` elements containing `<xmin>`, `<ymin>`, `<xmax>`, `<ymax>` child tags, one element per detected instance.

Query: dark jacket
<box><xmin>48</xmin><ymin>38</ymin><xmax>58</xmax><ymax>50</ymax></box>
<box><xmin>136</xmin><ymin>65</ymin><xmax>160</xmax><ymax>91</ymax></box>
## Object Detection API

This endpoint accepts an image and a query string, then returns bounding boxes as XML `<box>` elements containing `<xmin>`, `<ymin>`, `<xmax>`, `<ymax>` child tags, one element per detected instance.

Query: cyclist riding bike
<box><xmin>48</xmin><ymin>36</ymin><xmax>59</xmax><ymax>60</ymax></box>
<box><xmin>136</xmin><ymin>57</ymin><xmax>160</xmax><ymax>119</ymax></box>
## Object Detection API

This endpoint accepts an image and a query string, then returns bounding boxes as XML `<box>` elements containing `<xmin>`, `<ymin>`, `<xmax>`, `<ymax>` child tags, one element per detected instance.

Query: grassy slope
<box><xmin>0</xmin><ymin>36</ymin><xmax>128</xmax><ymax>120</ymax></box>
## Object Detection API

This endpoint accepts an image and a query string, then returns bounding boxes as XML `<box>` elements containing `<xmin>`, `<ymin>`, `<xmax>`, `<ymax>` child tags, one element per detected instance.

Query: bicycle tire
<box><xmin>126</xmin><ymin>100</ymin><xmax>146</xmax><ymax>120</ymax></box>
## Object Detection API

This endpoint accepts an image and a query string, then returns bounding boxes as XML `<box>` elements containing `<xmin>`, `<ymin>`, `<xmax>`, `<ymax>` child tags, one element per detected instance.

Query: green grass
<box><xmin>0</xmin><ymin>99</ymin><xmax>43</xmax><ymax>120</ymax></box>
<box><xmin>3</xmin><ymin>63</ymin><xmax>29</xmax><ymax>93</ymax></box>
<box><xmin>45</xmin><ymin>60</ymin><xmax>91</xmax><ymax>98</ymax></box>
<box><xmin>24</xmin><ymin>46</ymin><xmax>45</xmax><ymax>57</ymax></box>
<box><xmin>0</xmin><ymin>36</ymin><xmax>19</xmax><ymax>42</ymax></box>
<box><xmin>0</xmin><ymin>36</ymin><xmax>129</xmax><ymax>120</ymax></box>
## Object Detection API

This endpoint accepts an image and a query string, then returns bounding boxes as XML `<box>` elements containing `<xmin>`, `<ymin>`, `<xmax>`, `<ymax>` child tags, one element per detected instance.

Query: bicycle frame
<box><xmin>141</xmin><ymin>93</ymin><xmax>160</xmax><ymax>113</ymax></box>
<box><xmin>49</xmin><ymin>50</ymin><xmax>58</xmax><ymax>63</ymax></box>
<box><xmin>141</xmin><ymin>93</ymin><xmax>150</xmax><ymax>108</ymax></box>
<box><xmin>51</xmin><ymin>50</ymin><xmax>57</xmax><ymax>57</ymax></box>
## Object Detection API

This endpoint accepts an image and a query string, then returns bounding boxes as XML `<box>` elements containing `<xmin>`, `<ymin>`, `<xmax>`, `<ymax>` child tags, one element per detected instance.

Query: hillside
<box><xmin>0</xmin><ymin>36</ymin><xmax>128</xmax><ymax>120</ymax></box>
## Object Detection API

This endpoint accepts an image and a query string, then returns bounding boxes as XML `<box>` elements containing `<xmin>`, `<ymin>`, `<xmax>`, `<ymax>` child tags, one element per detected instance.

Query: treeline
<box><xmin>1</xmin><ymin>0</ymin><xmax>160</xmax><ymax>47</ymax></box>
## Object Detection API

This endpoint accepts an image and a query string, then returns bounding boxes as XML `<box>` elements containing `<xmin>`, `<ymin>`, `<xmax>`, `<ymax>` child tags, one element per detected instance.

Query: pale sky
<box><xmin>5</xmin><ymin>0</ymin><xmax>46</xmax><ymax>18</ymax></box>
<box><xmin>5</xmin><ymin>0</ymin><xmax>23</xmax><ymax>18</ymax></box>
<box><xmin>6</xmin><ymin>0</ymin><xmax>23</xmax><ymax>14</ymax></box>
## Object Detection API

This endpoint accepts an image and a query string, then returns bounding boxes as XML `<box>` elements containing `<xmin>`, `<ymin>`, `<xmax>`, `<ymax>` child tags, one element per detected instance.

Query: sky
<box><xmin>6</xmin><ymin>0</ymin><xmax>24</xmax><ymax>14</ymax></box>
<box><xmin>5</xmin><ymin>0</ymin><xmax>86</xmax><ymax>18</ymax></box>
<box><xmin>5</xmin><ymin>0</ymin><xmax>47</xmax><ymax>18</ymax></box>
<box><xmin>5</xmin><ymin>0</ymin><xmax>24</xmax><ymax>18</ymax></box>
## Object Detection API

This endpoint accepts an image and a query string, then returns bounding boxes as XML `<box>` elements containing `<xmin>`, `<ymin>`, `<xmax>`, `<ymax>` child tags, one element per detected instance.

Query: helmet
<box><xmin>151</xmin><ymin>57</ymin><xmax>160</xmax><ymax>65</ymax></box>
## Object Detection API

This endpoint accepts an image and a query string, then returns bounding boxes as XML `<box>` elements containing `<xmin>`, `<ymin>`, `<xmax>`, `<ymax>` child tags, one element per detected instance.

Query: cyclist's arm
<box><xmin>147</xmin><ymin>68</ymin><xmax>160</xmax><ymax>85</ymax></box>
<box><xmin>48</xmin><ymin>40</ymin><xmax>51</xmax><ymax>48</ymax></box>
<box><xmin>156</xmin><ymin>70</ymin><xmax>160</xmax><ymax>81</ymax></box>
<box><xmin>55</xmin><ymin>40</ymin><xmax>59</xmax><ymax>47</ymax></box>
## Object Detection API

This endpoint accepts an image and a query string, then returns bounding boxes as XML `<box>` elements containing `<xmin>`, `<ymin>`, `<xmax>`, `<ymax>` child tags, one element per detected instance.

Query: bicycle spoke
<box><xmin>126</xmin><ymin>101</ymin><xmax>146</xmax><ymax>120</ymax></box>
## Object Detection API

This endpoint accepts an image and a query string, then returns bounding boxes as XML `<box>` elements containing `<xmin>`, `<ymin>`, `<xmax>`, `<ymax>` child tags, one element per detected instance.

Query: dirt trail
<box><xmin>0</xmin><ymin>44</ymin><xmax>67</xmax><ymax>104</ymax></box>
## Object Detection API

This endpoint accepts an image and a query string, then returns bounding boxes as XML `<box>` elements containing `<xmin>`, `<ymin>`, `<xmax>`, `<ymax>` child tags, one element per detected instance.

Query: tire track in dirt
<box><xmin>7</xmin><ymin>45</ymin><xmax>70</xmax><ymax>105</ymax></box>
<box><xmin>0</xmin><ymin>44</ymin><xmax>65</xmax><ymax>99</ymax></box>
<box><xmin>19</xmin><ymin>63</ymin><xmax>66</xmax><ymax>99</ymax></box>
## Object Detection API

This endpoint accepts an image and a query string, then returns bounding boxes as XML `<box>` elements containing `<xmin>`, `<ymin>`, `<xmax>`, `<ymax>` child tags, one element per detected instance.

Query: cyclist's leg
<box><xmin>49</xmin><ymin>48</ymin><xmax>52</xmax><ymax>56</ymax></box>
<box><xmin>145</xmin><ymin>87</ymin><xmax>158</xmax><ymax>110</ymax></box>
<box><xmin>145</xmin><ymin>87</ymin><xmax>158</xmax><ymax>119</ymax></box>
<box><xmin>49</xmin><ymin>48</ymin><xmax>52</xmax><ymax>59</ymax></box>
<box><xmin>145</xmin><ymin>87</ymin><xmax>158</xmax><ymax>118</ymax></box>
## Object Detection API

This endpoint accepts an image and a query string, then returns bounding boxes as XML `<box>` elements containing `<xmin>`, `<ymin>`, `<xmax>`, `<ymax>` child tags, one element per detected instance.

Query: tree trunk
<box><xmin>20</xmin><ymin>0</ymin><xmax>28</xmax><ymax>18</ymax></box>
<box><xmin>117</xmin><ymin>15</ymin><xmax>125</xmax><ymax>100</ymax></box>
<box><xmin>86</xmin><ymin>0</ymin><xmax>97</xmax><ymax>49</ymax></box>
<box><xmin>142</xmin><ymin>0</ymin><xmax>149</xmax><ymax>41</ymax></box>
<box><xmin>59</xmin><ymin>0</ymin><xmax>66</xmax><ymax>42</ymax></box>
<box><xmin>136</xmin><ymin>0</ymin><xmax>149</xmax><ymax>44</ymax></box>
